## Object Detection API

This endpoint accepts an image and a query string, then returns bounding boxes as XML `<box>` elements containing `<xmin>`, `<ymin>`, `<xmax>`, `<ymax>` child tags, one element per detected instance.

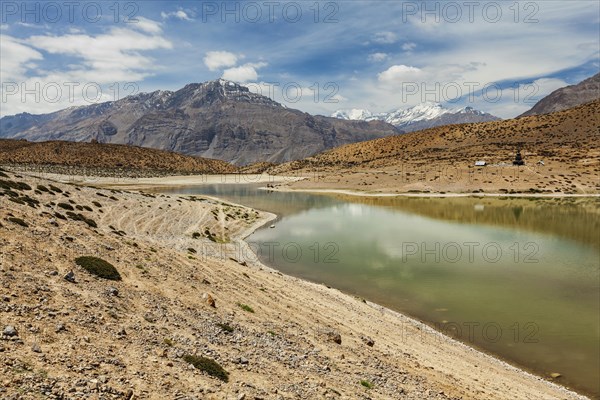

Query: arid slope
<box><xmin>270</xmin><ymin>100</ymin><xmax>600</xmax><ymax>195</ymax></box>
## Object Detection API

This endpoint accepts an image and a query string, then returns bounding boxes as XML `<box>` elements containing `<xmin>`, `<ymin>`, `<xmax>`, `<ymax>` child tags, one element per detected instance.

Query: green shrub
<box><xmin>182</xmin><ymin>355</ymin><xmax>229</xmax><ymax>382</ymax></box>
<box><xmin>92</xmin><ymin>201</ymin><xmax>102</xmax><ymax>208</ymax></box>
<box><xmin>66</xmin><ymin>212</ymin><xmax>97</xmax><ymax>228</ymax></box>
<box><xmin>57</xmin><ymin>203</ymin><xmax>74</xmax><ymax>211</ymax></box>
<box><xmin>37</xmin><ymin>185</ymin><xmax>50</xmax><ymax>192</ymax></box>
<box><xmin>237</xmin><ymin>303</ymin><xmax>255</xmax><ymax>313</ymax></box>
<box><xmin>217</xmin><ymin>323</ymin><xmax>234</xmax><ymax>333</ymax></box>
<box><xmin>192</xmin><ymin>232</ymin><xmax>201</xmax><ymax>239</ymax></box>
<box><xmin>48</xmin><ymin>185</ymin><xmax>62</xmax><ymax>193</ymax></box>
<box><xmin>8</xmin><ymin>217</ymin><xmax>28</xmax><ymax>227</ymax></box>
<box><xmin>360</xmin><ymin>380</ymin><xmax>373</xmax><ymax>389</ymax></box>
<box><xmin>75</xmin><ymin>256</ymin><xmax>121</xmax><ymax>280</ymax></box>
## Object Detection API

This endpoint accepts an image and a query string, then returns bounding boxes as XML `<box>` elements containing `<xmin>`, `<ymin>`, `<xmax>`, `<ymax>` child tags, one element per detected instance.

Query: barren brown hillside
<box><xmin>271</xmin><ymin>100</ymin><xmax>600</xmax><ymax>195</ymax></box>
<box><xmin>0</xmin><ymin>140</ymin><xmax>237</xmax><ymax>175</ymax></box>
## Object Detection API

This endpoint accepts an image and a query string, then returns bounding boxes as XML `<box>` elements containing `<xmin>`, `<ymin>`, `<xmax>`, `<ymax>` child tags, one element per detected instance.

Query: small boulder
<box><xmin>31</xmin><ymin>344</ymin><xmax>42</xmax><ymax>353</ymax></box>
<box><xmin>3</xmin><ymin>325</ymin><xmax>18</xmax><ymax>337</ymax></box>
<box><xmin>327</xmin><ymin>331</ymin><xmax>342</xmax><ymax>345</ymax></box>
<box><xmin>361</xmin><ymin>336</ymin><xmax>375</xmax><ymax>347</ymax></box>
<box><xmin>202</xmin><ymin>293</ymin><xmax>216</xmax><ymax>308</ymax></box>
<box><xmin>550</xmin><ymin>372</ymin><xmax>562</xmax><ymax>379</ymax></box>
<box><xmin>64</xmin><ymin>271</ymin><xmax>75</xmax><ymax>283</ymax></box>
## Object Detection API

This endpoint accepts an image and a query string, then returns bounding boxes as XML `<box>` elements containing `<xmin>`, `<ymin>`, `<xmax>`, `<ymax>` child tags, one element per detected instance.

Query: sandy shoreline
<box><xmin>261</xmin><ymin>186</ymin><xmax>600</xmax><ymax>198</ymax></box>
<box><xmin>28</xmin><ymin>171</ymin><xmax>600</xmax><ymax>198</ymax></box>
<box><xmin>2</xmin><ymin>168</ymin><xmax>593</xmax><ymax>399</ymax></box>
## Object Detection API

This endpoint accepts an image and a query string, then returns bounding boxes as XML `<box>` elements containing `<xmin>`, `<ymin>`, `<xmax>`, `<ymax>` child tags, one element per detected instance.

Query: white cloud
<box><xmin>1</xmin><ymin>20</ymin><xmax>172</xmax><ymax>116</ymax></box>
<box><xmin>529</xmin><ymin>78</ymin><xmax>569</xmax><ymax>97</ymax></box>
<box><xmin>378</xmin><ymin>65</ymin><xmax>424</xmax><ymax>83</ymax></box>
<box><xmin>368</xmin><ymin>52</ymin><xmax>388</xmax><ymax>62</ymax></box>
<box><xmin>402</xmin><ymin>42</ymin><xmax>417</xmax><ymax>52</ymax></box>
<box><xmin>161</xmin><ymin>10</ymin><xmax>192</xmax><ymax>21</ymax></box>
<box><xmin>133</xmin><ymin>17</ymin><xmax>163</xmax><ymax>34</ymax></box>
<box><xmin>372</xmin><ymin>31</ymin><xmax>398</xmax><ymax>44</ymax></box>
<box><xmin>25</xmin><ymin>26</ymin><xmax>172</xmax><ymax>82</ymax></box>
<box><xmin>222</xmin><ymin>62</ymin><xmax>267</xmax><ymax>83</ymax></box>
<box><xmin>0</xmin><ymin>35</ymin><xmax>43</xmax><ymax>81</ymax></box>
<box><xmin>204</xmin><ymin>51</ymin><xmax>238</xmax><ymax>71</ymax></box>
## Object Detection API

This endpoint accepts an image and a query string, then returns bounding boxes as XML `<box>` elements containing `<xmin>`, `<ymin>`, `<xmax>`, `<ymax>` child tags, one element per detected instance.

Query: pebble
<box><xmin>31</xmin><ymin>344</ymin><xmax>42</xmax><ymax>353</ymax></box>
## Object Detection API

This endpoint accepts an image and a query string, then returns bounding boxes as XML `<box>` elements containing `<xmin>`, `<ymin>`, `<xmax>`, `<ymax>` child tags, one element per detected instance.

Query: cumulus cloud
<box><xmin>203</xmin><ymin>51</ymin><xmax>239</xmax><ymax>71</ymax></box>
<box><xmin>368</xmin><ymin>52</ymin><xmax>388</xmax><ymax>62</ymax></box>
<box><xmin>222</xmin><ymin>62</ymin><xmax>267</xmax><ymax>83</ymax></box>
<box><xmin>161</xmin><ymin>10</ymin><xmax>192</xmax><ymax>21</ymax></box>
<box><xmin>377</xmin><ymin>65</ymin><xmax>424</xmax><ymax>83</ymax></box>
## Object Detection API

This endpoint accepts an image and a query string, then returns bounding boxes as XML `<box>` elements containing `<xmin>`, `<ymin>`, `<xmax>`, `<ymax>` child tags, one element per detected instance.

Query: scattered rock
<box><xmin>237</xmin><ymin>394</ymin><xmax>246</xmax><ymax>400</ymax></box>
<box><xmin>55</xmin><ymin>323</ymin><xmax>66</xmax><ymax>333</ymax></box>
<box><xmin>550</xmin><ymin>372</ymin><xmax>562</xmax><ymax>379</ymax></box>
<box><xmin>3</xmin><ymin>325</ymin><xmax>18</xmax><ymax>337</ymax></box>
<box><xmin>327</xmin><ymin>331</ymin><xmax>342</xmax><ymax>345</ymax></box>
<box><xmin>362</xmin><ymin>336</ymin><xmax>375</xmax><ymax>347</ymax></box>
<box><xmin>64</xmin><ymin>271</ymin><xmax>76</xmax><ymax>283</ymax></box>
<box><xmin>107</xmin><ymin>287</ymin><xmax>119</xmax><ymax>296</ymax></box>
<box><xmin>31</xmin><ymin>344</ymin><xmax>42</xmax><ymax>353</ymax></box>
<box><xmin>202</xmin><ymin>292</ymin><xmax>216</xmax><ymax>308</ymax></box>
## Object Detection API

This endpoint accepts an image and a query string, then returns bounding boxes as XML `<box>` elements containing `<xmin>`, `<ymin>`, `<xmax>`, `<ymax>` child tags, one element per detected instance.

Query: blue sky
<box><xmin>1</xmin><ymin>1</ymin><xmax>599</xmax><ymax>118</ymax></box>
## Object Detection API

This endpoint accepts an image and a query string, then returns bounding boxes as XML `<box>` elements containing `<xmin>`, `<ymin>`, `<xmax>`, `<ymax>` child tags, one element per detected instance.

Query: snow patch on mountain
<box><xmin>331</xmin><ymin>102</ymin><xmax>499</xmax><ymax>131</ymax></box>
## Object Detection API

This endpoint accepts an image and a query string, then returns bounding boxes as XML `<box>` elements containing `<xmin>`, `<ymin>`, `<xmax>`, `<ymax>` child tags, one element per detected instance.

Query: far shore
<box><xmin>20</xmin><ymin>169</ymin><xmax>600</xmax><ymax>198</ymax></box>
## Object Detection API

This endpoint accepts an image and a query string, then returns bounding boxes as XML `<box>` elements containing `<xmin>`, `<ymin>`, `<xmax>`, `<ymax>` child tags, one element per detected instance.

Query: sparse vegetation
<box><xmin>182</xmin><ymin>355</ymin><xmax>229</xmax><ymax>382</ymax></box>
<box><xmin>57</xmin><ymin>202</ymin><xmax>74</xmax><ymax>211</ymax></box>
<box><xmin>75</xmin><ymin>256</ymin><xmax>121</xmax><ymax>280</ymax></box>
<box><xmin>66</xmin><ymin>211</ymin><xmax>97</xmax><ymax>228</ymax></box>
<box><xmin>360</xmin><ymin>380</ymin><xmax>373</xmax><ymax>389</ymax></box>
<box><xmin>217</xmin><ymin>323</ymin><xmax>234</xmax><ymax>333</ymax></box>
<box><xmin>7</xmin><ymin>217</ymin><xmax>28</xmax><ymax>227</ymax></box>
<box><xmin>237</xmin><ymin>303</ymin><xmax>255</xmax><ymax>313</ymax></box>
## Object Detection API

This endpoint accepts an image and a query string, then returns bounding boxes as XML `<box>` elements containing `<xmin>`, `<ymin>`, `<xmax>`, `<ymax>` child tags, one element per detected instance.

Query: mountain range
<box><xmin>0</xmin><ymin>80</ymin><xmax>401</xmax><ymax>165</ymax></box>
<box><xmin>520</xmin><ymin>72</ymin><xmax>600</xmax><ymax>116</ymax></box>
<box><xmin>331</xmin><ymin>102</ymin><xmax>500</xmax><ymax>132</ymax></box>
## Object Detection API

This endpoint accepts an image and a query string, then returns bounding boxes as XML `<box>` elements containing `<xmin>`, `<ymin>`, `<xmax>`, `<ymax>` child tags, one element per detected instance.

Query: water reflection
<box><xmin>159</xmin><ymin>184</ymin><xmax>600</xmax><ymax>397</ymax></box>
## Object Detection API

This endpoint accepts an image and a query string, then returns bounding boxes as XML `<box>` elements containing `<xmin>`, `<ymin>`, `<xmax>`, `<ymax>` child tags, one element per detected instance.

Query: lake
<box><xmin>160</xmin><ymin>183</ymin><xmax>600</xmax><ymax>397</ymax></box>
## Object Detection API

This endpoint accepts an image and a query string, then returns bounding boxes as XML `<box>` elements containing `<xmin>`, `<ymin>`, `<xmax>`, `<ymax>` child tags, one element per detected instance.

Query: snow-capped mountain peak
<box><xmin>330</xmin><ymin>108</ymin><xmax>373</xmax><ymax>120</ymax></box>
<box><xmin>331</xmin><ymin>102</ymin><xmax>499</xmax><ymax>132</ymax></box>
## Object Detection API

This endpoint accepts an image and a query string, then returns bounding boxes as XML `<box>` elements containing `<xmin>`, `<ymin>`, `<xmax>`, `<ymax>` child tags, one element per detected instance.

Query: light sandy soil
<box><xmin>0</xmin><ymin>169</ymin><xmax>590</xmax><ymax>399</ymax></box>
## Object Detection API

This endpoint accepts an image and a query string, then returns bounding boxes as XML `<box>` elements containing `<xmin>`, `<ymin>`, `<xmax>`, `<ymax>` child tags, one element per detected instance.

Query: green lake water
<box><xmin>160</xmin><ymin>184</ymin><xmax>600</xmax><ymax>397</ymax></box>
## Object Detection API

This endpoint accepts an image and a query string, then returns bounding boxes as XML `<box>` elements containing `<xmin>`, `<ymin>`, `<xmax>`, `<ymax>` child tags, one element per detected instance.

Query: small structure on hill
<box><xmin>513</xmin><ymin>149</ymin><xmax>525</xmax><ymax>166</ymax></box>
<box><xmin>475</xmin><ymin>161</ymin><xmax>486</xmax><ymax>167</ymax></box>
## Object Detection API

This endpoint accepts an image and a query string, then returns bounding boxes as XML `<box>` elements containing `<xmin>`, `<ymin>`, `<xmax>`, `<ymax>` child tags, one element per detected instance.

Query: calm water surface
<box><xmin>161</xmin><ymin>184</ymin><xmax>600</xmax><ymax>397</ymax></box>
